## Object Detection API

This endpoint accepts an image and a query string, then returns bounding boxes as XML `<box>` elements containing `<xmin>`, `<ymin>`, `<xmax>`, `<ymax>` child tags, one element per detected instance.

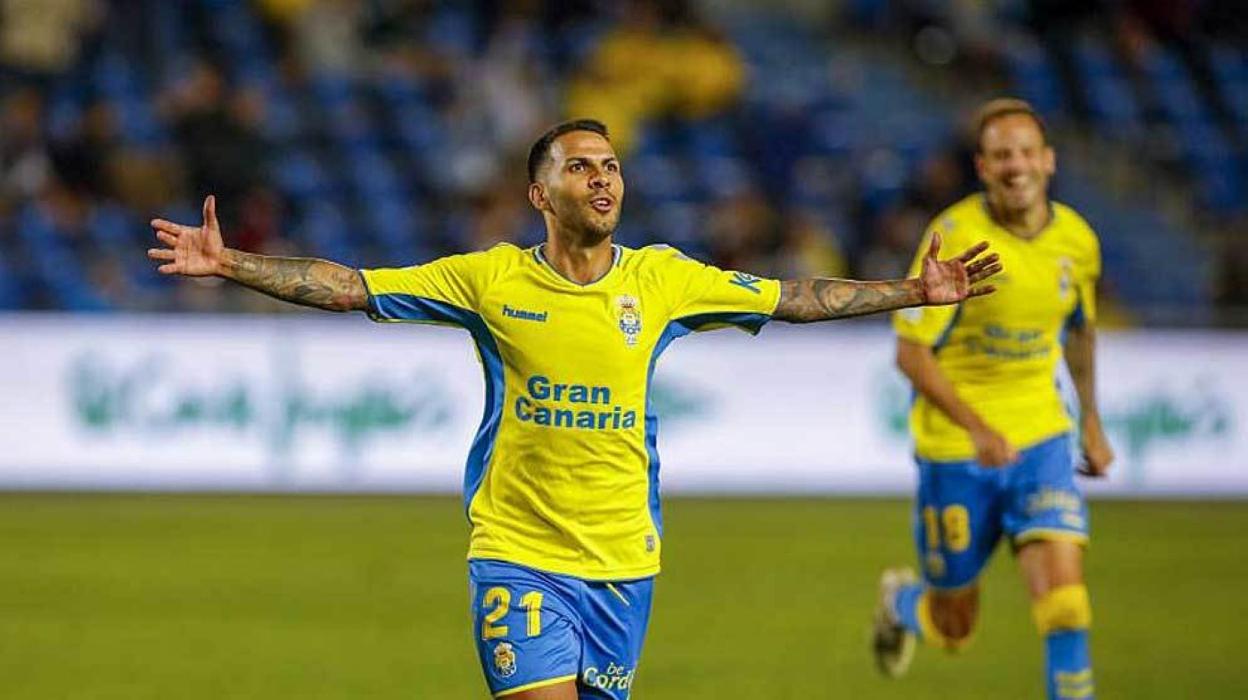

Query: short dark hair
<box><xmin>973</xmin><ymin>98</ymin><xmax>1048</xmax><ymax>152</ymax></box>
<box><xmin>527</xmin><ymin>119</ymin><xmax>610</xmax><ymax>182</ymax></box>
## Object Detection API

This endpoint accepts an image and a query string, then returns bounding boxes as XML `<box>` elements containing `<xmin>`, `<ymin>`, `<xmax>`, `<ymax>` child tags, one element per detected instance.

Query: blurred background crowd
<box><xmin>0</xmin><ymin>0</ymin><xmax>1244</xmax><ymax>324</ymax></box>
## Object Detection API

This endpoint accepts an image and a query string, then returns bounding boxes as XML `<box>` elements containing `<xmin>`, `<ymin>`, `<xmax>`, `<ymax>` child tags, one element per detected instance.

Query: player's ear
<box><xmin>973</xmin><ymin>151</ymin><xmax>988</xmax><ymax>183</ymax></box>
<box><xmin>1043</xmin><ymin>145</ymin><xmax>1056</xmax><ymax>176</ymax></box>
<box><xmin>528</xmin><ymin>182</ymin><xmax>548</xmax><ymax>212</ymax></box>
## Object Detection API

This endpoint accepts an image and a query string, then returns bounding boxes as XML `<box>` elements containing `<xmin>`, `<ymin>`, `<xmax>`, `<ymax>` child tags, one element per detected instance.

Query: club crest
<box><xmin>492</xmin><ymin>642</ymin><xmax>517</xmax><ymax>679</ymax></box>
<box><xmin>616</xmin><ymin>294</ymin><xmax>642</xmax><ymax>347</ymax></box>
<box><xmin>1058</xmin><ymin>257</ymin><xmax>1073</xmax><ymax>299</ymax></box>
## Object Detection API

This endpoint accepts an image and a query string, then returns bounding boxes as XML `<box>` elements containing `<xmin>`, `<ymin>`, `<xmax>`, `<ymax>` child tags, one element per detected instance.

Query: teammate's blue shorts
<box><xmin>468</xmin><ymin>559</ymin><xmax>654</xmax><ymax>699</ymax></box>
<box><xmin>913</xmin><ymin>433</ymin><xmax>1089</xmax><ymax>590</ymax></box>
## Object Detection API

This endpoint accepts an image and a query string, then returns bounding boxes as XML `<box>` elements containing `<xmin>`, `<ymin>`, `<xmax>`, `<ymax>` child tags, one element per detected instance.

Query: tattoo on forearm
<box><xmin>222</xmin><ymin>250</ymin><xmax>367</xmax><ymax>312</ymax></box>
<box><xmin>774</xmin><ymin>278</ymin><xmax>924</xmax><ymax>323</ymax></box>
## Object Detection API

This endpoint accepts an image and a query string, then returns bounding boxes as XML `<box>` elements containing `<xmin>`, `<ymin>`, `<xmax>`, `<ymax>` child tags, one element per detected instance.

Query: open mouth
<box><xmin>590</xmin><ymin>196</ymin><xmax>614</xmax><ymax>213</ymax></box>
<box><xmin>1004</xmin><ymin>175</ymin><xmax>1031</xmax><ymax>192</ymax></box>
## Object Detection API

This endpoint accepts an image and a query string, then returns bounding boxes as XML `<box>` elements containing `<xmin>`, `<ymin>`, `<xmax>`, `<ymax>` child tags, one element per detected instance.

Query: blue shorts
<box><xmin>913</xmin><ymin>433</ymin><xmax>1089</xmax><ymax>589</ymax></box>
<box><xmin>468</xmin><ymin>559</ymin><xmax>654</xmax><ymax>699</ymax></box>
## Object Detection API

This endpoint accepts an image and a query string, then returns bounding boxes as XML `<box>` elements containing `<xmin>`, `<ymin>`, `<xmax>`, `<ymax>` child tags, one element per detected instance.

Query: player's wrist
<box><xmin>215</xmin><ymin>248</ymin><xmax>242</xmax><ymax>279</ymax></box>
<box><xmin>967</xmin><ymin>421</ymin><xmax>995</xmax><ymax>441</ymax></box>
<box><xmin>907</xmin><ymin>277</ymin><xmax>929</xmax><ymax>306</ymax></box>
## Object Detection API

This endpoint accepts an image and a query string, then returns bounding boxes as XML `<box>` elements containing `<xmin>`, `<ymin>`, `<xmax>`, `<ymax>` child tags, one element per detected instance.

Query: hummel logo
<box><xmin>503</xmin><ymin>304</ymin><xmax>548</xmax><ymax>322</ymax></box>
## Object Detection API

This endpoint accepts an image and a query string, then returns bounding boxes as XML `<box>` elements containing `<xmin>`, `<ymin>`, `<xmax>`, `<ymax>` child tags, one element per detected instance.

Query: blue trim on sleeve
<box><xmin>671</xmin><ymin>311</ymin><xmax>772</xmax><ymax>335</ymax></box>
<box><xmin>1064</xmin><ymin>289</ymin><xmax>1087</xmax><ymax>332</ymax></box>
<box><xmin>366</xmin><ymin>293</ymin><xmax>504</xmax><ymax>523</ymax></box>
<box><xmin>930</xmin><ymin>304</ymin><xmax>963</xmax><ymax>355</ymax></box>
<box><xmin>370</xmin><ymin>293</ymin><xmax>473</xmax><ymax>324</ymax></box>
<box><xmin>908</xmin><ymin>305</ymin><xmax>963</xmax><ymax>407</ymax></box>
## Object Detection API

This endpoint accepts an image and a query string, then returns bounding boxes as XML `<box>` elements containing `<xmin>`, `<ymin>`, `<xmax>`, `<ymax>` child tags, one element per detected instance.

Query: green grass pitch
<box><xmin>2</xmin><ymin>494</ymin><xmax>1245</xmax><ymax>698</ymax></box>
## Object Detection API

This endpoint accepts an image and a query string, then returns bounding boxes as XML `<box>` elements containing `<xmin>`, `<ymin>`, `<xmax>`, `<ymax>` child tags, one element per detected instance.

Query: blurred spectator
<box><xmin>477</xmin><ymin>4</ymin><xmax>554</xmax><ymax>155</ymax></box>
<box><xmin>775</xmin><ymin>211</ymin><xmax>849</xmax><ymax>280</ymax></box>
<box><xmin>566</xmin><ymin>0</ymin><xmax>745</xmax><ymax>154</ymax></box>
<box><xmin>0</xmin><ymin>0</ymin><xmax>101</xmax><ymax>81</ymax></box>
<box><xmin>0</xmin><ymin>88</ymin><xmax>51</xmax><ymax>212</ymax></box>
<box><xmin>705</xmin><ymin>187</ymin><xmax>781</xmax><ymax>274</ymax></box>
<box><xmin>857</xmin><ymin>205</ymin><xmax>926</xmax><ymax>282</ymax></box>
<box><xmin>162</xmin><ymin>62</ymin><xmax>271</xmax><ymax>231</ymax></box>
<box><xmin>286</xmin><ymin>0</ymin><xmax>367</xmax><ymax>75</ymax></box>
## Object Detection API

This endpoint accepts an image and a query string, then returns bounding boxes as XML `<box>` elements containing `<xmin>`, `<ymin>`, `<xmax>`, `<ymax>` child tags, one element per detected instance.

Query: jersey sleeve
<box><xmin>656</xmin><ymin>246</ymin><xmax>781</xmax><ymax>334</ymax></box>
<box><xmin>359</xmin><ymin>249</ymin><xmax>497</xmax><ymax>326</ymax></box>
<box><xmin>1067</xmin><ymin>230</ymin><xmax>1101</xmax><ymax>329</ymax></box>
<box><xmin>892</xmin><ymin>227</ymin><xmax>959</xmax><ymax>347</ymax></box>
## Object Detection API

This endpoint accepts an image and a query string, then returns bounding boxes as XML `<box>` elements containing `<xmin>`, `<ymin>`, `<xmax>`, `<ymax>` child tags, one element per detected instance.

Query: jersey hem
<box><xmin>467</xmin><ymin>554</ymin><xmax>660</xmax><ymax>582</ymax></box>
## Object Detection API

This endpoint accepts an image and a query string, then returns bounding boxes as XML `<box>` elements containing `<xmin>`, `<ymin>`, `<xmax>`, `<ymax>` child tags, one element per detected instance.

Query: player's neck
<box><xmin>985</xmin><ymin>196</ymin><xmax>1052</xmax><ymax>240</ymax></box>
<box><xmin>541</xmin><ymin>230</ymin><xmax>616</xmax><ymax>285</ymax></box>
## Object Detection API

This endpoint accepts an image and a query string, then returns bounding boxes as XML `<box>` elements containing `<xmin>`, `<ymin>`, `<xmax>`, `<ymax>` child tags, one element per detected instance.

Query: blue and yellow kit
<box><xmin>894</xmin><ymin>194</ymin><xmax>1101</xmax><ymax>462</ymax></box>
<box><xmin>361</xmin><ymin>243</ymin><xmax>779</xmax><ymax>696</ymax></box>
<box><xmin>893</xmin><ymin>194</ymin><xmax>1101</xmax><ymax>587</ymax></box>
<box><xmin>362</xmin><ymin>242</ymin><xmax>779</xmax><ymax>581</ymax></box>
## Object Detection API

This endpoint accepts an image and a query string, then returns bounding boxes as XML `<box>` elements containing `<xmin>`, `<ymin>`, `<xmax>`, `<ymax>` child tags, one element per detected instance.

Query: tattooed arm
<box><xmin>773</xmin><ymin>232</ymin><xmax>1001</xmax><ymax>323</ymax></box>
<box><xmin>149</xmin><ymin>195</ymin><xmax>367</xmax><ymax>312</ymax></box>
<box><xmin>774</xmin><ymin>278</ymin><xmax>924</xmax><ymax>322</ymax></box>
<box><xmin>217</xmin><ymin>251</ymin><xmax>366</xmax><ymax>312</ymax></box>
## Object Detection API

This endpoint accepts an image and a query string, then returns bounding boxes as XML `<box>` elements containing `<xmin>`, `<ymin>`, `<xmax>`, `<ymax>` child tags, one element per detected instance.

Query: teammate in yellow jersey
<box><xmin>872</xmin><ymin>99</ymin><xmax>1115</xmax><ymax>700</ymax></box>
<box><xmin>149</xmin><ymin>119</ymin><xmax>1000</xmax><ymax>700</ymax></box>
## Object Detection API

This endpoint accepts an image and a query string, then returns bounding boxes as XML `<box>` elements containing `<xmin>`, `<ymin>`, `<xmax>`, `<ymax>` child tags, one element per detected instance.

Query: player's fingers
<box><xmin>957</xmin><ymin>241</ymin><xmax>990</xmax><ymax>263</ymax></box>
<box><xmin>1077</xmin><ymin>458</ymin><xmax>1103</xmax><ymax>478</ymax></box>
<box><xmin>969</xmin><ymin>263</ymin><xmax>1003</xmax><ymax>284</ymax></box>
<box><xmin>155</xmin><ymin>230</ymin><xmax>179</xmax><ymax>248</ymax></box>
<box><xmin>965</xmin><ymin>253</ymin><xmax>1000</xmax><ymax>274</ymax></box>
<box><xmin>151</xmin><ymin>219</ymin><xmax>197</xmax><ymax>236</ymax></box>
<box><xmin>204</xmin><ymin>194</ymin><xmax>218</xmax><ymax>229</ymax></box>
<box><xmin>926</xmin><ymin>231</ymin><xmax>942</xmax><ymax>259</ymax></box>
<box><xmin>147</xmin><ymin>248</ymin><xmax>175</xmax><ymax>261</ymax></box>
<box><xmin>157</xmin><ymin>263</ymin><xmax>179</xmax><ymax>274</ymax></box>
<box><xmin>967</xmin><ymin>284</ymin><xmax>997</xmax><ymax>297</ymax></box>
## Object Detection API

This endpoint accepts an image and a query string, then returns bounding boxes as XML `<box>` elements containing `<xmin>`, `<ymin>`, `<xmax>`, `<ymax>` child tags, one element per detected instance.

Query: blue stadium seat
<box><xmin>275</xmin><ymin>152</ymin><xmax>333</xmax><ymax>199</ymax></box>
<box><xmin>1002</xmin><ymin>35</ymin><xmax>1066</xmax><ymax>119</ymax></box>
<box><xmin>1073</xmin><ymin>37</ymin><xmax>1144</xmax><ymax>139</ymax></box>
<box><xmin>350</xmin><ymin>151</ymin><xmax>405</xmax><ymax>197</ymax></box>
<box><xmin>627</xmin><ymin>156</ymin><xmax>696</xmax><ymax>203</ymax></box>
<box><xmin>649</xmin><ymin>203</ymin><xmax>706</xmax><ymax>252</ymax></box>
<box><xmin>297</xmin><ymin>200</ymin><xmax>355</xmax><ymax>264</ymax></box>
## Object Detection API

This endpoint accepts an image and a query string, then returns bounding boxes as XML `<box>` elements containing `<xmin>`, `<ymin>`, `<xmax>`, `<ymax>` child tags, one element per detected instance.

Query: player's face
<box><xmin>975</xmin><ymin>114</ymin><xmax>1055</xmax><ymax>217</ymax></box>
<box><xmin>534</xmin><ymin>131</ymin><xmax>624</xmax><ymax>242</ymax></box>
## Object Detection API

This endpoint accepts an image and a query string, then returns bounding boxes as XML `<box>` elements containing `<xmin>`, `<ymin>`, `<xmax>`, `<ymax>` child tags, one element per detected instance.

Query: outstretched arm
<box><xmin>148</xmin><ymin>195</ymin><xmax>368</xmax><ymax>312</ymax></box>
<box><xmin>773</xmin><ymin>233</ymin><xmax>1001</xmax><ymax>323</ymax></box>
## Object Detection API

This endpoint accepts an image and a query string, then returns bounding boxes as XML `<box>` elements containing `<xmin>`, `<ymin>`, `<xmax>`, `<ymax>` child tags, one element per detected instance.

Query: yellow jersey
<box><xmin>361</xmin><ymin>243</ymin><xmax>780</xmax><ymax>580</ymax></box>
<box><xmin>893</xmin><ymin>194</ymin><xmax>1101</xmax><ymax>462</ymax></box>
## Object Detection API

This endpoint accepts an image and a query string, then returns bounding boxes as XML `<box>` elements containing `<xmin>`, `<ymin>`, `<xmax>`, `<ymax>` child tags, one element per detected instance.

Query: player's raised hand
<box><xmin>918</xmin><ymin>232</ymin><xmax>1002</xmax><ymax>305</ymax></box>
<box><xmin>148</xmin><ymin>195</ymin><xmax>226</xmax><ymax>277</ymax></box>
